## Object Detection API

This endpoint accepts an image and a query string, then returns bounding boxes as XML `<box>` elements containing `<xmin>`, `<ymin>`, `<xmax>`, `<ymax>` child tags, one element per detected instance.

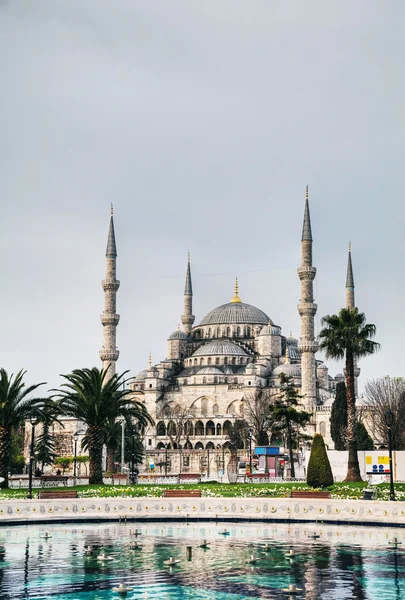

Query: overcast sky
<box><xmin>1</xmin><ymin>1</ymin><xmax>404</xmax><ymax>395</ymax></box>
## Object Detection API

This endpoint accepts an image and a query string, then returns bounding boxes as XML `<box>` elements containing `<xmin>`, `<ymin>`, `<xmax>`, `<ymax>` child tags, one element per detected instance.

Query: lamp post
<box><xmin>165</xmin><ymin>443</ymin><xmax>168</xmax><ymax>476</ymax></box>
<box><xmin>120</xmin><ymin>420</ymin><xmax>125</xmax><ymax>474</ymax></box>
<box><xmin>73</xmin><ymin>431</ymin><xmax>79</xmax><ymax>485</ymax></box>
<box><xmin>384</xmin><ymin>409</ymin><xmax>395</xmax><ymax>501</ymax></box>
<box><xmin>248</xmin><ymin>428</ymin><xmax>253</xmax><ymax>475</ymax></box>
<box><xmin>27</xmin><ymin>416</ymin><xmax>37</xmax><ymax>499</ymax></box>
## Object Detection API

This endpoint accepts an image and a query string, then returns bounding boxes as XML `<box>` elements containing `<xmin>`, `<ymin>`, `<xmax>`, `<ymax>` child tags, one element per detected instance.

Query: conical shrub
<box><xmin>307</xmin><ymin>434</ymin><xmax>334</xmax><ymax>488</ymax></box>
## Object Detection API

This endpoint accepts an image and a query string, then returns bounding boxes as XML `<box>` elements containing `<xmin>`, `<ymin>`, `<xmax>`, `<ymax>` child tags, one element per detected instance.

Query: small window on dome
<box><xmin>214</xmin><ymin>376</ymin><xmax>218</xmax><ymax>384</ymax></box>
<box><xmin>226</xmin><ymin>327</ymin><xmax>231</xmax><ymax>337</ymax></box>
<box><xmin>203</xmin><ymin>377</ymin><xmax>206</xmax><ymax>384</ymax></box>
<box><xmin>232</xmin><ymin>357</ymin><xmax>236</xmax><ymax>365</ymax></box>
<box><xmin>217</xmin><ymin>327</ymin><xmax>221</xmax><ymax>337</ymax></box>
<box><xmin>224</xmin><ymin>357</ymin><xmax>228</xmax><ymax>365</ymax></box>
<box><xmin>183</xmin><ymin>379</ymin><xmax>187</xmax><ymax>385</ymax></box>
<box><xmin>194</xmin><ymin>359</ymin><xmax>198</xmax><ymax>366</ymax></box>
<box><xmin>207</xmin><ymin>357</ymin><xmax>212</xmax><ymax>366</ymax></box>
<box><xmin>234</xmin><ymin>377</ymin><xmax>238</xmax><ymax>384</ymax></box>
<box><xmin>208</xmin><ymin>328</ymin><xmax>212</xmax><ymax>337</ymax></box>
<box><xmin>200</xmin><ymin>358</ymin><xmax>204</xmax><ymax>365</ymax></box>
<box><xmin>247</xmin><ymin>327</ymin><xmax>251</xmax><ymax>337</ymax></box>
<box><xmin>193</xmin><ymin>377</ymin><xmax>196</xmax><ymax>385</ymax></box>
<box><xmin>215</xmin><ymin>357</ymin><xmax>220</xmax><ymax>365</ymax></box>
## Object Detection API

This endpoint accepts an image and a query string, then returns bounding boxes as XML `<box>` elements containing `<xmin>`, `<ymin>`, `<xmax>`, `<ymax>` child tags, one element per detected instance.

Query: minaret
<box><xmin>297</xmin><ymin>186</ymin><xmax>318</xmax><ymax>415</ymax></box>
<box><xmin>181</xmin><ymin>252</ymin><xmax>195</xmax><ymax>334</ymax></box>
<box><xmin>99</xmin><ymin>205</ymin><xmax>120</xmax><ymax>379</ymax></box>
<box><xmin>345</xmin><ymin>242</ymin><xmax>361</xmax><ymax>395</ymax></box>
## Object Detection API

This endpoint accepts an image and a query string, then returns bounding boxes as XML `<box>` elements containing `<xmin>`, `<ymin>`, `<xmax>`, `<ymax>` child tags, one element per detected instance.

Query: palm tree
<box><xmin>0</xmin><ymin>369</ymin><xmax>46</xmax><ymax>488</ymax></box>
<box><xmin>35</xmin><ymin>399</ymin><xmax>64</xmax><ymax>471</ymax></box>
<box><xmin>318</xmin><ymin>308</ymin><xmax>380</xmax><ymax>482</ymax></box>
<box><xmin>55</xmin><ymin>367</ymin><xmax>153</xmax><ymax>484</ymax></box>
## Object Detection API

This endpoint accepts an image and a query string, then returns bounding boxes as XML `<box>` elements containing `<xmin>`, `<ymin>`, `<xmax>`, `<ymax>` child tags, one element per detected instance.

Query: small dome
<box><xmin>335</xmin><ymin>373</ymin><xmax>345</xmax><ymax>380</ymax></box>
<box><xmin>197</xmin><ymin>367</ymin><xmax>223</xmax><ymax>375</ymax></box>
<box><xmin>192</xmin><ymin>341</ymin><xmax>248</xmax><ymax>357</ymax></box>
<box><xmin>259</xmin><ymin>324</ymin><xmax>281</xmax><ymax>336</ymax></box>
<box><xmin>317</xmin><ymin>362</ymin><xmax>328</xmax><ymax>371</ymax></box>
<box><xmin>168</xmin><ymin>329</ymin><xmax>188</xmax><ymax>340</ymax></box>
<box><xmin>272</xmin><ymin>362</ymin><xmax>301</xmax><ymax>377</ymax></box>
<box><xmin>135</xmin><ymin>369</ymin><xmax>148</xmax><ymax>381</ymax></box>
<box><xmin>287</xmin><ymin>333</ymin><xmax>299</xmax><ymax>347</ymax></box>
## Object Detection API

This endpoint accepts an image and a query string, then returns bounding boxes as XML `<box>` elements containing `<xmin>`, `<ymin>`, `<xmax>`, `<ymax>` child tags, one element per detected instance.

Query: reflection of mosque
<box><xmin>95</xmin><ymin>189</ymin><xmax>361</xmax><ymax>459</ymax></box>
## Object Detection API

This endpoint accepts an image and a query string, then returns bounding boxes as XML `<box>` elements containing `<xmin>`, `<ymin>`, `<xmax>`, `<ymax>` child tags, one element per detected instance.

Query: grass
<box><xmin>1</xmin><ymin>481</ymin><xmax>404</xmax><ymax>500</ymax></box>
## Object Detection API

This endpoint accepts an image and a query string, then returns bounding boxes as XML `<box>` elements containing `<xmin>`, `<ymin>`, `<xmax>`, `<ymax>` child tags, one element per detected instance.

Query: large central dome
<box><xmin>199</xmin><ymin>302</ymin><xmax>272</xmax><ymax>326</ymax></box>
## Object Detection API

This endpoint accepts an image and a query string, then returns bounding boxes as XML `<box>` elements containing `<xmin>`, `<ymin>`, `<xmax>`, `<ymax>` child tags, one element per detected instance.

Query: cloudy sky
<box><xmin>1</xmin><ymin>1</ymin><xmax>404</xmax><ymax>395</ymax></box>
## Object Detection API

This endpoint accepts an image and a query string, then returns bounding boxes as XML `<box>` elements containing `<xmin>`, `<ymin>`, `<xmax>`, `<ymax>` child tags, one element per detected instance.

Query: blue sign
<box><xmin>254</xmin><ymin>446</ymin><xmax>280</xmax><ymax>456</ymax></box>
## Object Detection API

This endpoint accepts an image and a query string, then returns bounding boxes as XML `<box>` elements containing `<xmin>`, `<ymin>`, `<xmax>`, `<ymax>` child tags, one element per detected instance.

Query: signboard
<box><xmin>254</xmin><ymin>446</ymin><xmax>280</xmax><ymax>456</ymax></box>
<box><xmin>366</xmin><ymin>454</ymin><xmax>390</xmax><ymax>475</ymax></box>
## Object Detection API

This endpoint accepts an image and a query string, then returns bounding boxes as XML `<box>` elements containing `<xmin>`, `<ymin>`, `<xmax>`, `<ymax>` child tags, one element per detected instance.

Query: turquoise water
<box><xmin>0</xmin><ymin>522</ymin><xmax>404</xmax><ymax>598</ymax></box>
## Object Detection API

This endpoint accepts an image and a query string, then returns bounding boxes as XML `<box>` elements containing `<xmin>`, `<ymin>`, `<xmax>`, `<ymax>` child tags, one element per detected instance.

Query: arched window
<box><xmin>184</xmin><ymin>421</ymin><xmax>194</xmax><ymax>436</ymax></box>
<box><xmin>226</xmin><ymin>327</ymin><xmax>231</xmax><ymax>337</ymax></box>
<box><xmin>156</xmin><ymin>421</ymin><xmax>166</xmax><ymax>436</ymax></box>
<box><xmin>213</xmin><ymin>403</ymin><xmax>219</xmax><ymax>414</ymax></box>
<box><xmin>247</xmin><ymin>327</ymin><xmax>251</xmax><ymax>337</ymax></box>
<box><xmin>206</xmin><ymin>421</ymin><xmax>215</xmax><ymax>436</ymax></box>
<box><xmin>200</xmin><ymin>358</ymin><xmax>204</xmax><ymax>365</ymax></box>
<box><xmin>224</xmin><ymin>377</ymin><xmax>228</xmax><ymax>384</ymax></box>
<box><xmin>167</xmin><ymin>421</ymin><xmax>177</xmax><ymax>436</ymax></box>
<box><xmin>195</xmin><ymin>330</ymin><xmax>200</xmax><ymax>340</ymax></box>
<box><xmin>184</xmin><ymin>440</ymin><xmax>193</xmax><ymax>449</ymax></box>
<box><xmin>224</xmin><ymin>357</ymin><xmax>228</xmax><ymax>365</ymax></box>
<box><xmin>202</xmin><ymin>377</ymin><xmax>206</xmax><ymax>384</ymax></box>
<box><xmin>215</xmin><ymin>357</ymin><xmax>220</xmax><ymax>365</ymax></box>
<box><xmin>214</xmin><ymin>376</ymin><xmax>218</xmax><ymax>384</ymax></box>
<box><xmin>208</xmin><ymin>328</ymin><xmax>212</xmax><ymax>338</ymax></box>
<box><xmin>232</xmin><ymin>357</ymin><xmax>236</xmax><ymax>365</ymax></box>
<box><xmin>236</xmin><ymin>326</ymin><xmax>241</xmax><ymax>336</ymax></box>
<box><xmin>193</xmin><ymin>377</ymin><xmax>196</xmax><ymax>385</ymax></box>
<box><xmin>207</xmin><ymin>357</ymin><xmax>212</xmax><ymax>365</ymax></box>
<box><xmin>234</xmin><ymin>377</ymin><xmax>238</xmax><ymax>384</ymax></box>
<box><xmin>206</xmin><ymin>441</ymin><xmax>215</xmax><ymax>449</ymax></box>
<box><xmin>194</xmin><ymin>358</ymin><xmax>198</xmax><ymax>366</ymax></box>
<box><xmin>217</xmin><ymin>327</ymin><xmax>221</xmax><ymax>337</ymax></box>
<box><xmin>183</xmin><ymin>379</ymin><xmax>187</xmax><ymax>386</ymax></box>
<box><xmin>195</xmin><ymin>441</ymin><xmax>204</xmax><ymax>450</ymax></box>
<box><xmin>195</xmin><ymin>421</ymin><xmax>204</xmax><ymax>436</ymax></box>
<box><xmin>216</xmin><ymin>423</ymin><xmax>222</xmax><ymax>436</ymax></box>
<box><xmin>223</xmin><ymin>420</ymin><xmax>232</xmax><ymax>435</ymax></box>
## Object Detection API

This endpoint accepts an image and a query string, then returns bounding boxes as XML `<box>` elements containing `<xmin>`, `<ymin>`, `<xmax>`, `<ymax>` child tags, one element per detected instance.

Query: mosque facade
<box><xmin>100</xmin><ymin>189</ymin><xmax>359</xmax><ymax>457</ymax></box>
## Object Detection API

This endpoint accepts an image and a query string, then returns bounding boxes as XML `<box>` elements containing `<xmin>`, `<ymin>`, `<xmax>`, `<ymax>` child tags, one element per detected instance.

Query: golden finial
<box><xmin>110</xmin><ymin>203</ymin><xmax>114</xmax><ymax>216</ymax></box>
<box><xmin>285</xmin><ymin>346</ymin><xmax>290</xmax><ymax>364</ymax></box>
<box><xmin>348</xmin><ymin>241</ymin><xmax>351</xmax><ymax>252</ymax></box>
<box><xmin>268</xmin><ymin>320</ymin><xmax>271</xmax><ymax>327</ymax></box>
<box><xmin>177</xmin><ymin>323</ymin><xmax>180</xmax><ymax>331</ymax></box>
<box><xmin>290</xmin><ymin>330</ymin><xmax>293</xmax><ymax>338</ymax></box>
<box><xmin>230</xmin><ymin>277</ymin><xmax>242</xmax><ymax>303</ymax></box>
<box><xmin>188</xmin><ymin>250</ymin><xmax>190</xmax><ymax>262</ymax></box>
<box><xmin>148</xmin><ymin>352</ymin><xmax>152</xmax><ymax>368</ymax></box>
<box><xmin>306</xmin><ymin>185</ymin><xmax>308</xmax><ymax>201</ymax></box>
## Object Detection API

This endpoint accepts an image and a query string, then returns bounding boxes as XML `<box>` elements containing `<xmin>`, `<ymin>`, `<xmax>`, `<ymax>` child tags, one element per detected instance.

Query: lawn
<box><xmin>1</xmin><ymin>481</ymin><xmax>404</xmax><ymax>501</ymax></box>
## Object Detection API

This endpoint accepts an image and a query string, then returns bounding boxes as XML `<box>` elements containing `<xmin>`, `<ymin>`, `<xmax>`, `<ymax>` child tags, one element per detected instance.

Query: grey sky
<box><xmin>1</xmin><ymin>1</ymin><xmax>404</xmax><ymax>394</ymax></box>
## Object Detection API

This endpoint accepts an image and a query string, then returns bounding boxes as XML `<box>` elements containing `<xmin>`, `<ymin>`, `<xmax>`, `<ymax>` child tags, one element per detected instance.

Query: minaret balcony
<box><xmin>297</xmin><ymin>266</ymin><xmax>317</xmax><ymax>280</ymax></box>
<box><xmin>298</xmin><ymin>340</ymin><xmax>318</xmax><ymax>353</ymax></box>
<box><xmin>297</xmin><ymin>303</ymin><xmax>317</xmax><ymax>317</ymax></box>
<box><xmin>99</xmin><ymin>349</ymin><xmax>119</xmax><ymax>361</ymax></box>
<box><xmin>102</xmin><ymin>279</ymin><xmax>120</xmax><ymax>291</ymax></box>
<box><xmin>100</xmin><ymin>313</ymin><xmax>120</xmax><ymax>326</ymax></box>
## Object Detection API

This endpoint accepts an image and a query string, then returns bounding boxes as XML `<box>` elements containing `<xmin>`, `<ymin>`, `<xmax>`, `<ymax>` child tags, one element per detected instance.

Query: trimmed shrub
<box><xmin>307</xmin><ymin>434</ymin><xmax>334</xmax><ymax>488</ymax></box>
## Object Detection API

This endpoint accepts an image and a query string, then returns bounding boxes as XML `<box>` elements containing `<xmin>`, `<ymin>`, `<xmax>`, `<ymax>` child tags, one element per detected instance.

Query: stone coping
<box><xmin>1</xmin><ymin>496</ymin><xmax>404</xmax><ymax>527</ymax></box>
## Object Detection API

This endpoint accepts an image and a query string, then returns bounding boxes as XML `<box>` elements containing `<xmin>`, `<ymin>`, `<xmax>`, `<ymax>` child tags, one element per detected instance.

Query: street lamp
<box><xmin>248</xmin><ymin>428</ymin><xmax>253</xmax><ymax>475</ymax></box>
<box><xmin>384</xmin><ymin>409</ymin><xmax>395</xmax><ymax>501</ymax></box>
<box><xmin>73</xmin><ymin>432</ymin><xmax>79</xmax><ymax>485</ymax></box>
<box><xmin>27</xmin><ymin>415</ymin><xmax>38</xmax><ymax>499</ymax></box>
<box><xmin>165</xmin><ymin>443</ymin><xmax>169</xmax><ymax>477</ymax></box>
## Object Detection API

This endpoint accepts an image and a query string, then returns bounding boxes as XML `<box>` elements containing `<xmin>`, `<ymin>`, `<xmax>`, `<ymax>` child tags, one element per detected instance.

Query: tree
<box><xmin>55</xmin><ymin>456</ymin><xmax>72</xmax><ymax>474</ymax></box>
<box><xmin>0</xmin><ymin>369</ymin><xmax>46</xmax><ymax>488</ymax></box>
<box><xmin>330</xmin><ymin>382</ymin><xmax>348</xmax><ymax>451</ymax></box>
<box><xmin>242</xmin><ymin>389</ymin><xmax>274</xmax><ymax>445</ymax></box>
<box><xmin>364</xmin><ymin>377</ymin><xmax>405</xmax><ymax>449</ymax></box>
<box><xmin>307</xmin><ymin>434</ymin><xmax>334</xmax><ymax>488</ymax></box>
<box><xmin>269</xmin><ymin>374</ymin><xmax>312</xmax><ymax>478</ymax></box>
<box><xmin>158</xmin><ymin>402</ymin><xmax>193</xmax><ymax>448</ymax></box>
<box><xmin>356</xmin><ymin>421</ymin><xmax>374</xmax><ymax>451</ymax></box>
<box><xmin>319</xmin><ymin>308</ymin><xmax>380</xmax><ymax>482</ymax></box>
<box><xmin>330</xmin><ymin>382</ymin><xmax>374</xmax><ymax>451</ymax></box>
<box><xmin>226</xmin><ymin>419</ymin><xmax>249</xmax><ymax>450</ymax></box>
<box><xmin>55</xmin><ymin>367</ymin><xmax>153</xmax><ymax>484</ymax></box>
<box><xmin>34</xmin><ymin>400</ymin><xmax>63</xmax><ymax>470</ymax></box>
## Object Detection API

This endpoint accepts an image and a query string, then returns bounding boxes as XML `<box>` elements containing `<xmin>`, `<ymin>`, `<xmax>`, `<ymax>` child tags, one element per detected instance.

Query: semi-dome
<box><xmin>272</xmin><ymin>362</ymin><xmax>301</xmax><ymax>377</ymax></box>
<box><xmin>197</xmin><ymin>367</ymin><xmax>223</xmax><ymax>375</ymax></box>
<box><xmin>199</xmin><ymin>302</ymin><xmax>272</xmax><ymax>327</ymax></box>
<box><xmin>168</xmin><ymin>329</ymin><xmax>188</xmax><ymax>340</ymax></box>
<box><xmin>192</xmin><ymin>341</ymin><xmax>248</xmax><ymax>357</ymax></box>
<box><xmin>135</xmin><ymin>369</ymin><xmax>148</xmax><ymax>381</ymax></box>
<box><xmin>259</xmin><ymin>323</ymin><xmax>281</xmax><ymax>336</ymax></box>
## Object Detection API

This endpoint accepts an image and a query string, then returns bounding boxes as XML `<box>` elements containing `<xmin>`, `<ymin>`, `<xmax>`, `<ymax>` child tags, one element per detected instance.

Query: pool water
<box><xmin>0</xmin><ymin>522</ymin><xmax>404</xmax><ymax>599</ymax></box>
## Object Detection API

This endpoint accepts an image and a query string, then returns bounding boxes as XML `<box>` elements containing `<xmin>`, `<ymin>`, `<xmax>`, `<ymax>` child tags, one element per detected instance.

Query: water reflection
<box><xmin>0</xmin><ymin>522</ymin><xmax>404</xmax><ymax>598</ymax></box>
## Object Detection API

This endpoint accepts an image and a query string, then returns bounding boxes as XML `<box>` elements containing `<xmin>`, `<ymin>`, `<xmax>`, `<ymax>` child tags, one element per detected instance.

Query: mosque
<box><xmin>99</xmin><ymin>187</ymin><xmax>359</xmax><ymax>463</ymax></box>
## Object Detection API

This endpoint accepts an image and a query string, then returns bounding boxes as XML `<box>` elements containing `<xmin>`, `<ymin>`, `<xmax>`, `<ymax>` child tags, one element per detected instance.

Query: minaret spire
<box><xmin>181</xmin><ymin>252</ymin><xmax>195</xmax><ymax>334</ymax></box>
<box><xmin>345</xmin><ymin>242</ymin><xmax>355</xmax><ymax>308</ymax></box>
<box><xmin>99</xmin><ymin>207</ymin><xmax>120</xmax><ymax>380</ymax></box>
<box><xmin>297</xmin><ymin>185</ymin><xmax>318</xmax><ymax>416</ymax></box>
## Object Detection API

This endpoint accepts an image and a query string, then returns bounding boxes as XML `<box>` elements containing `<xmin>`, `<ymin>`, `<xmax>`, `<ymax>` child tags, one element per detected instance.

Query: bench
<box><xmin>40</xmin><ymin>476</ymin><xmax>69</xmax><ymax>487</ymax></box>
<box><xmin>290</xmin><ymin>490</ymin><xmax>331</xmax><ymax>499</ymax></box>
<box><xmin>162</xmin><ymin>489</ymin><xmax>201</xmax><ymax>498</ymax></box>
<box><xmin>38</xmin><ymin>490</ymin><xmax>78</xmax><ymax>499</ymax></box>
